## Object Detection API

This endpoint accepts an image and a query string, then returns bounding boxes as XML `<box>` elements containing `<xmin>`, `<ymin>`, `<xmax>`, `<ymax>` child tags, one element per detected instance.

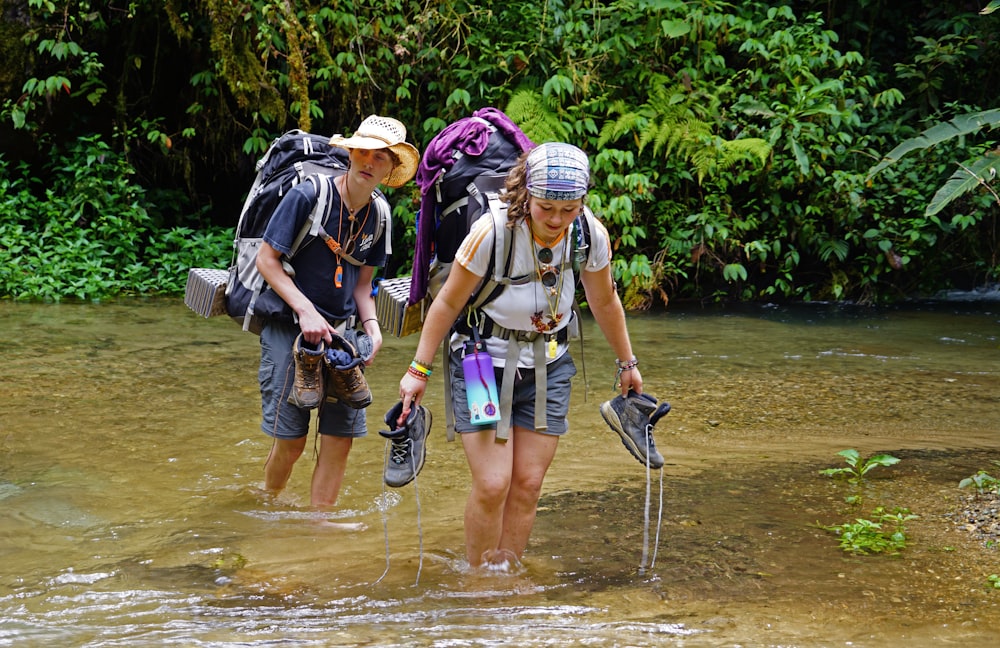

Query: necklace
<box><xmin>529</xmin><ymin>222</ymin><xmax>567</xmax><ymax>356</ymax></box>
<box><xmin>331</xmin><ymin>176</ymin><xmax>371</xmax><ymax>287</ymax></box>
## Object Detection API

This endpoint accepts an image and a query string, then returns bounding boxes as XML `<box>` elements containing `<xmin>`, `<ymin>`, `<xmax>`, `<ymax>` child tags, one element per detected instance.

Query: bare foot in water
<box><xmin>311</xmin><ymin>515</ymin><xmax>367</xmax><ymax>532</ymax></box>
<box><xmin>479</xmin><ymin>549</ymin><xmax>521</xmax><ymax>573</ymax></box>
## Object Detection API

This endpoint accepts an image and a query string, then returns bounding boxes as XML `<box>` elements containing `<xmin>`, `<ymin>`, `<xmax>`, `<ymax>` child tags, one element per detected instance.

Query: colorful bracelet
<box><xmin>614</xmin><ymin>356</ymin><xmax>639</xmax><ymax>388</ymax></box>
<box><xmin>407</xmin><ymin>366</ymin><xmax>430</xmax><ymax>381</ymax></box>
<box><xmin>615</xmin><ymin>357</ymin><xmax>639</xmax><ymax>371</ymax></box>
<box><xmin>409</xmin><ymin>360</ymin><xmax>433</xmax><ymax>377</ymax></box>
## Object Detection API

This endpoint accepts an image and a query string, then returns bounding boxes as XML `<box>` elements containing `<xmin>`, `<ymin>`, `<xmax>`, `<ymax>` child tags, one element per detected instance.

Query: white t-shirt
<box><xmin>452</xmin><ymin>212</ymin><xmax>612</xmax><ymax>367</ymax></box>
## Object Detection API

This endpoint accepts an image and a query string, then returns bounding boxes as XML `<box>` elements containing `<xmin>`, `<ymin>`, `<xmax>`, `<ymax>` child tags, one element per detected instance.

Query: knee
<box><xmin>510</xmin><ymin>473</ymin><xmax>545</xmax><ymax>501</ymax></box>
<box><xmin>271</xmin><ymin>438</ymin><xmax>307</xmax><ymax>462</ymax></box>
<box><xmin>471</xmin><ymin>475</ymin><xmax>511</xmax><ymax>506</ymax></box>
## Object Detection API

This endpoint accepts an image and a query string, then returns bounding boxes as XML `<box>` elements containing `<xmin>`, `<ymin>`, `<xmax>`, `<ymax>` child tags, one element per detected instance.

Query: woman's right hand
<box><xmin>399</xmin><ymin>373</ymin><xmax>428</xmax><ymax>425</ymax></box>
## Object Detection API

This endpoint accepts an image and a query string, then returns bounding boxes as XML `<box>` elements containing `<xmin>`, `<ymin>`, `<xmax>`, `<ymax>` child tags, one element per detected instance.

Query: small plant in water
<box><xmin>819</xmin><ymin>449</ymin><xmax>900</xmax><ymax>484</ymax></box>
<box><xmin>821</xmin><ymin>507</ymin><xmax>918</xmax><ymax>555</ymax></box>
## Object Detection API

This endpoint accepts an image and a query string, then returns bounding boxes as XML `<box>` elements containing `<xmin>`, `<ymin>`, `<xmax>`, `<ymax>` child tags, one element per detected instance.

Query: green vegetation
<box><xmin>2</xmin><ymin>1</ymin><xmax>999</xmax><ymax>304</ymax></box>
<box><xmin>818</xmin><ymin>450</ymin><xmax>914</xmax><ymax>555</ymax></box>
<box><xmin>821</xmin><ymin>507</ymin><xmax>918</xmax><ymax>556</ymax></box>
<box><xmin>819</xmin><ymin>449</ymin><xmax>901</xmax><ymax>485</ymax></box>
<box><xmin>959</xmin><ymin>468</ymin><xmax>1000</xmax><ymax>496</ymax></box>
<box><xmin>0</xmin><ymin>140</ymin><xmax>231</xmax><ymax>301</ymax></box>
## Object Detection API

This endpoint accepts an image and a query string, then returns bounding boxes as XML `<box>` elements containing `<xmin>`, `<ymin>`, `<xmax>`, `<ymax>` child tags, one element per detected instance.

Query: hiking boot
<box><xmin>343</xmin><ymin>328</ymin><xmax>374</xmax><ymax>362</ymax></box>
<box><xmin>324</xmin><ymin>331</ymin><xmax>372</xmax><ymax>409</ymax></box>
<box><xmin>600</xmin><ymin>391</ymin><xmax>668</xmax><ymax>469</ymax></box>
<box><xmin>288</xmin><ymin>333</ymin><xmax>326</xmax><ymax>409</ymax></box>
<box><xmin>380</xmin><ymin>401</ymin><xmax>431</xmax><ymax>488</ymax></box>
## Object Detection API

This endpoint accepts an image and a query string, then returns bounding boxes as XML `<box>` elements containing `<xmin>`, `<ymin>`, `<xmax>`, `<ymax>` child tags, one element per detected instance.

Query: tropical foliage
<box><xmin>1</xmin><ymin>0</ymin><xmax>998</xmax><ymax>304</ymax></box>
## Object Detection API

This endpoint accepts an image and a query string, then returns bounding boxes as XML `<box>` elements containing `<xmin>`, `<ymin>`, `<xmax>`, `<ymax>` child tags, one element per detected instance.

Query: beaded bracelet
<box><xmin>407</xmin><ymin>366</ymin><xmax>430</xmax><ymax>381</ymax></box>
<box><xmin>614</xmin><ymin>356</ymin><xmax>639</xmax><ymax>388</ymax></box>
<box><xmin>409</xmin><ymin>360</ymin><xmax>433</xmax><ymax>377</ymax></box>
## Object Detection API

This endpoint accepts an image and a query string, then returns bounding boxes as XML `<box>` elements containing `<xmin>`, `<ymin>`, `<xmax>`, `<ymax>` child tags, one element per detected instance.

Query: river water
<box><xmin>1</xmin><ymin>297</ymin><xmax>999</xmax><ymax>647</ymax></box>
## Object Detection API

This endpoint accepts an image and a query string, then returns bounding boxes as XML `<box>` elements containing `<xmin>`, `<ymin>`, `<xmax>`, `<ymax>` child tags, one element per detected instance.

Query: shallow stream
<box><xmin>1</xmin><ymin>298</ymin><xmax>998</xmax><ymax>646</ymax></box>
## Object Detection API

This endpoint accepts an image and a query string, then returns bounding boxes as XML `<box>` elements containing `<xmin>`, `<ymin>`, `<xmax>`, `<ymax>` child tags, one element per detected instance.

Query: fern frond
<box><xmin>505</xmin><ymin>89</ymin><xmax>567</xmax><ymax>144</ymax></box>
<box><xmin>689</xmin><ymin>137</ymin><xmax>772</xmax><ymax>183</ymax></box>
<box><xmin>597</xmin><ymin>100</ymin><xmax>648</xmax><ymax>149</ymax></box>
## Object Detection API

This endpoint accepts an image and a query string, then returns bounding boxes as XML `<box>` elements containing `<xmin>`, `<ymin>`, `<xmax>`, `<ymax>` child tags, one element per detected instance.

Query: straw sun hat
<box><xmin>329</xmin><ymin>115</ymin><xmax>420</xmax><ymax>188</ymax></box>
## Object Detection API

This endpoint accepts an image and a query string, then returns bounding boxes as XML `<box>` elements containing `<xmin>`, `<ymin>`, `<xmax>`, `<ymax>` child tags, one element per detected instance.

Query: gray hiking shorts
<box><xmin>259</xmin><ymin>321</ymin><xmax>367</xmax><ymax>440</ymax></box>
<box><xmin>449</xmin><ymin>348</ymin><xmax>577</xmax><ymax>436</ymax></box>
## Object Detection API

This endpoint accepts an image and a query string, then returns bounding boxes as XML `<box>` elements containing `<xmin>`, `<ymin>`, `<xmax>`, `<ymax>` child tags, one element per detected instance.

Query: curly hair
<box><xmin>500</xmin><ymin>150</ymin><xmax>532</xmax><ymax>226</ymax></box>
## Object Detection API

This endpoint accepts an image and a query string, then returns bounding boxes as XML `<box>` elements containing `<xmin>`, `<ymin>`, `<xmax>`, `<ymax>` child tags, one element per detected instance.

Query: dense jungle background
<box><xmin>1</xmin><ymin>0</ymin><xmax>999</xmax><ymax>307</ymax></box>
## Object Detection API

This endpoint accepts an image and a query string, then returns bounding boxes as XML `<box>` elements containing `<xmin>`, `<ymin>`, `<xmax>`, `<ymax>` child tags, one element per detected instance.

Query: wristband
<box><xmin>614</xmin><ymin>357</ymin><xmax>638</xmax><ymax>388</ymax></box>
<box><xmin>407</xmin><ymin>366</ymin><xmax>430</xmax><ymax>381</ymax></box>
<box><xmin>409</xmin><ymin>360</ymin><xmax>432</xmax><ymax>377</ymax></box>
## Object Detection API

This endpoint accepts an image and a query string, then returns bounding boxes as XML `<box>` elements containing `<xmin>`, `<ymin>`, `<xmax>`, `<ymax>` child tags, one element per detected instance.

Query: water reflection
<box><xmin>1</xmin><ymin>298</ymin><xmax>999</xmax><ymax>646</ymax></box>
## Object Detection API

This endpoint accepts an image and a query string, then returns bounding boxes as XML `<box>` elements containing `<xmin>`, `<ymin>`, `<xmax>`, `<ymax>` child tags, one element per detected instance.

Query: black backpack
<box><xmin>407</xmin><ymin>109</ymin><xmax>533</xmax><ymax>310</ymax></box>
<box><xmin>226</xmin><ymin>129</ymin><xmax>389</xmax><ymax>333</ymax></box>
<box><xmin>407</xmin><ymin>109</ymin><xmax>596</xmax><ymax>318</ymax></box>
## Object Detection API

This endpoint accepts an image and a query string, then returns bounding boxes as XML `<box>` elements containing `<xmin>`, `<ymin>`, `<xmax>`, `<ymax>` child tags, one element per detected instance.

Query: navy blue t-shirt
<box><xmin>261</xmin><ymin>176</ymin><xmax>387</xmax><ymax>323</ymax></box>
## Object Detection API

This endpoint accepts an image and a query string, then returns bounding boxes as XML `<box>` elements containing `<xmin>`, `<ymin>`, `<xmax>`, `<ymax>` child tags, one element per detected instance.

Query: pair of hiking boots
<box><xmin>288</xmin><ymin>331</ymin><xmax>372</xmax><ymax>410</ymax></box>
<box><xmin>290</xmin><ymin>332</ymin><xmax>429</xmax><ymax>488</ymax></box>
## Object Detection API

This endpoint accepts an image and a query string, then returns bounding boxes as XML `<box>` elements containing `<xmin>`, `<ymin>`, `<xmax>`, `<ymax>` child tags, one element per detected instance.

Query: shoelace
<box><xmin>301</xmin><ymin>372</ymin><xmax>321</xmax><ymax>390</ymax></box>
<box><xmin>299</xmin><ymin>356</ymin><xmax>323</xmax><ymax>389</ymax></box>
<box><xmin>389</xmin><ymin>436</ymin><xmax>412</xmax><ymax>464</ymax></box>
<box><xmin>376</xmin><ymin>425</ymin><xmax>424</xmax><ymax>588</ymax></box>
<box><xmin>639</xmin><ymin>422</ymin><xmax>665</xmax><ymax>577</ymax></box>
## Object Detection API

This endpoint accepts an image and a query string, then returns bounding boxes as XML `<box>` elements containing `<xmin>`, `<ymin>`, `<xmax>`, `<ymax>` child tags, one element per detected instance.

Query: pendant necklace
<box><xmin>530</xmin><ymin>224</ymin><xmax>567</xmax><ymax>358</ymax></box>
<box><xmin>333</xmin><ymin>176</ymin><xmax>371</xmax><ymax>288</ymax></box>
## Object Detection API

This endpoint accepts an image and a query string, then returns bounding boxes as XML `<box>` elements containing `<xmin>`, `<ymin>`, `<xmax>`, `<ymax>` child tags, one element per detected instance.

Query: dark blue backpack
<box><xmin>225</xmin><ymin>129</ymin><xmax>389</xmax><ymax>333</ymax></box>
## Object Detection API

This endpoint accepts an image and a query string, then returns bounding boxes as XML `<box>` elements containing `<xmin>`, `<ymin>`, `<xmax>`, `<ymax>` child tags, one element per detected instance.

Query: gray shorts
<box><xmin>449</xmin><ymin>347</ymin><xmax>577</xmax><ymax>436</ymax></box>
<box><xmin>259</xmin><ymin>321</ymin><xmax>367</xmax><ymax>440</ymax></box>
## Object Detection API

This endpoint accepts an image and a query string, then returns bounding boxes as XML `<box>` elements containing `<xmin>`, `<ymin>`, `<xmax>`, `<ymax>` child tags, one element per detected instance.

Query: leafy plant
<box><xmin>0</xmin><ymin>137</ymin><xmax>230</xmax><ymax>301</ymax></box>
<box><xmin>821</xmin><ymin>507</ymin><xmax>918</xmax><ymax>555</ymax></box>
<box><xmin>989</xmin><ymin>574</ymin><xmax>1000</xmax><ymax>590</ymax></box>
<box><xmin>819</xmin><ymin>449</ymin><xmax>901</xmax><ymax>484</ymax></box>
<box><xmin>959</xmin><ymin>470</ymin><xmax>1000</xmax><ymax>496</ymax></box>
<box><xmin>865</xmin><ymin>108</ymin><xmax>1000</xmax><ymax>217</ymax></box>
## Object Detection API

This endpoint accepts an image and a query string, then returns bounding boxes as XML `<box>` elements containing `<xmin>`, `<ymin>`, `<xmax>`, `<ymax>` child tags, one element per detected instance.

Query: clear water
<box><xmin>1</xmin><ymin>298</ymin><xmax>999</xmax><ymax>646</ymax></box>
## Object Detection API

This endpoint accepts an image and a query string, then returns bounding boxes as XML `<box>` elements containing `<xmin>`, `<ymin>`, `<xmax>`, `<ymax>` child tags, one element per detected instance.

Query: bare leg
<box><xmin>264</xmin><ymin>436</ymin><xmax>307</xmax><ymax>495</ymax></box>
<box><xmin>498</xmin><ymin>428</ymin><xmax>559</xmax><ymax>561</ymax></box>
<box><xmin>461</xmin><ymin>429</ymin><xmax>514</xmax><ymax>567</ymax></box>
<box><xmin>310</xmin><ymin>435</ymin><xmax>353</xmax><ymax>508</ymax></box>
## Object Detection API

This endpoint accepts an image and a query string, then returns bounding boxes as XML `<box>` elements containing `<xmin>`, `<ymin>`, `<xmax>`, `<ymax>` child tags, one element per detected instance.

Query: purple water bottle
<box><xmin>463</xmin><ymin>338</ymin><xmax>501</xmax><ymax>425</ymax></box>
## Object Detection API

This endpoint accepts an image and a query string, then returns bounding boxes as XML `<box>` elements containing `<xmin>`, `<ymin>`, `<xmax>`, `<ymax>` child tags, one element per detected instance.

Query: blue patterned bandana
<box><xmin>525</xmin><ymin>143</ymin><xmax>590</xmax><ymax>200</ymax></box>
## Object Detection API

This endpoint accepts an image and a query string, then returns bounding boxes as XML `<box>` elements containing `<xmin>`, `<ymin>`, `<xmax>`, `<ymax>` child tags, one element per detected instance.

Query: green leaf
<box><xmin>925</xmin><ymin>153</ymin><xmax>1000</xmax><ymax>217</ymax></box>
<box><xmin>661</xmin><ymin>19</ymin><xmax>691</xmax><ymax>38</ymax></box>
<box><xmin>866</xmin><ymin>108</ymin><xmax>1000</xmax><ymax>180</ymax></box>
<box><xmin>722</xmin><ymin>263</ymin><xmax>747</xmax><ymax>282</ymax></box>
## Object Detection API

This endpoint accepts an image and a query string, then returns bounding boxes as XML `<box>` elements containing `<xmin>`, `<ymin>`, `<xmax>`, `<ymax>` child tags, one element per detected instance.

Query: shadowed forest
<box><xmin>1</xmin><ymin>0</ymin><xmax>999</xmax><ymax>305</ymax></box>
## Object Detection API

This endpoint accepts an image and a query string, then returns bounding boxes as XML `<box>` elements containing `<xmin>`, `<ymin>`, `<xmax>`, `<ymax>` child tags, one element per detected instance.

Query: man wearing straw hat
<box><xmin>255</xmin><ymin>115</ymin><xmax>420</xmax><ymax>516</ymax></box>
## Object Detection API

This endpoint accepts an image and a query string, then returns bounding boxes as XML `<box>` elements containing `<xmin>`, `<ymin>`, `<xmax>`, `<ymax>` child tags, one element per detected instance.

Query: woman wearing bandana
<box><xmin>397</xmin><ymin>142</ymin><xmax>643</xmax><ymax>569</ymax></box>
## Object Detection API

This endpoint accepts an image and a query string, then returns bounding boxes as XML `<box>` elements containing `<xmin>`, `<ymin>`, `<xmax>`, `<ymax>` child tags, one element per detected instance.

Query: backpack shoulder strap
<box><xmin>465</xmin><ymin>194</ymin><xmax>514</xmax><ymax>310</ymax></box>
<box><xmin>306</xmin><ymin>174</ymin><xmax>392</xmax><ymax>266</ymax></box>
<box><xmin>489</xmin><ymin>193</ymin><xmax>512</xmax><ymax>286</ymax></box>
<box><xmin>291</xmin><ymin>174</ymin><xmax>333</xmax><ymax>255</ymax></box>
<box><xmin>370</xmin><ymin>192</ymin><xmax>391</xmax><ymax>257</ymax></box>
